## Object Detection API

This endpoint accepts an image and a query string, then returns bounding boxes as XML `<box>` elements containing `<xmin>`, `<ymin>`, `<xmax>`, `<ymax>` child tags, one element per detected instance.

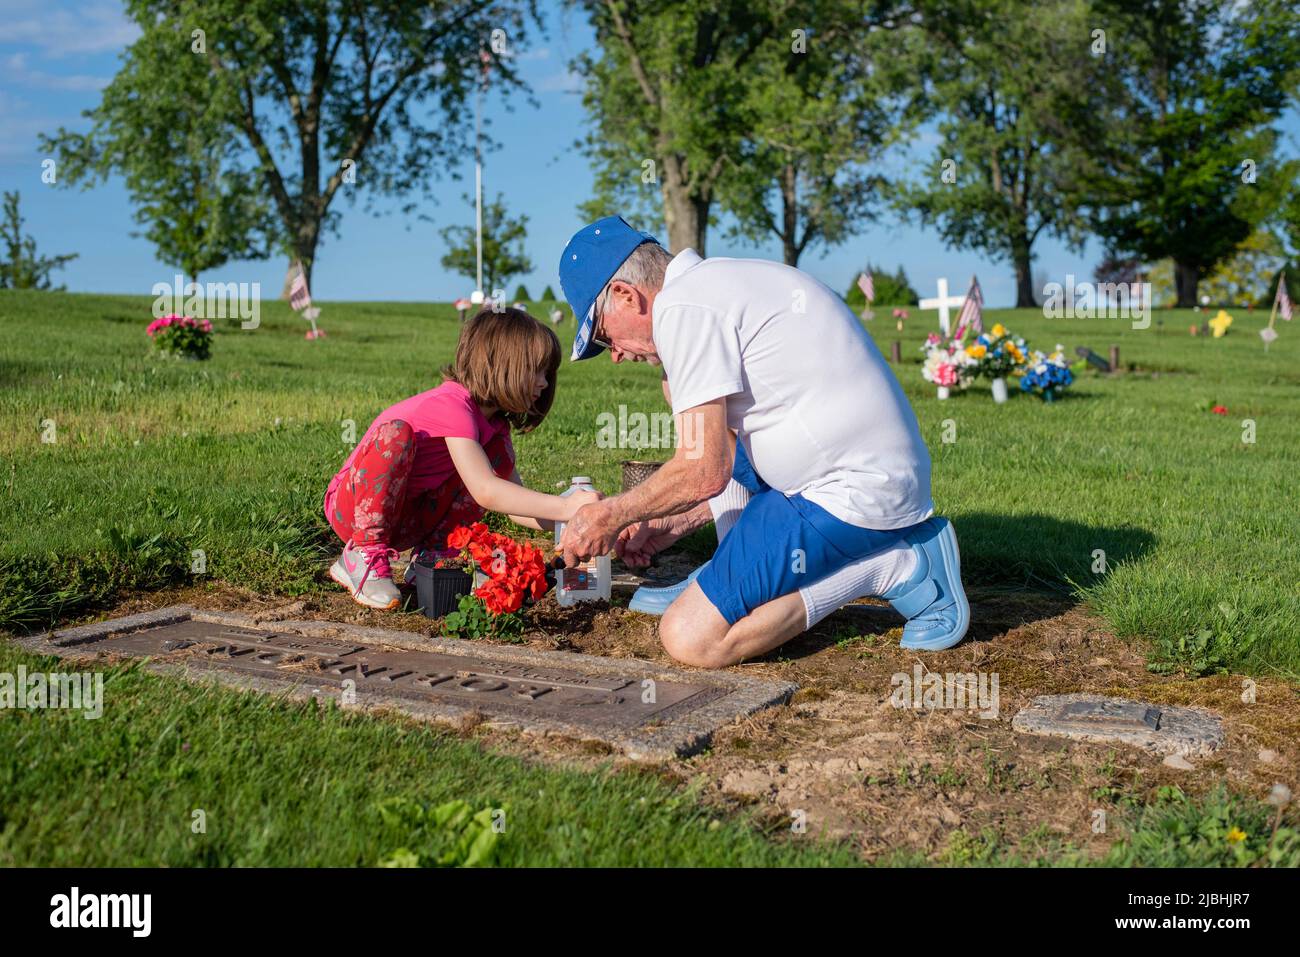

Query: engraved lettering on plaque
<box><xmin>459</xmin><ymin>677</ymin><xmax>509</xmax><ymax>693</ymax></box>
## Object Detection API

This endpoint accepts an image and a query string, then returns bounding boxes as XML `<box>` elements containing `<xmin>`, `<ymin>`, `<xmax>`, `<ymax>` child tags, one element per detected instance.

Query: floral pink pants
<box><xmin>325</xmin><ymin>419</ymin><xmax>512</xmax><ymax>555</ymax></box>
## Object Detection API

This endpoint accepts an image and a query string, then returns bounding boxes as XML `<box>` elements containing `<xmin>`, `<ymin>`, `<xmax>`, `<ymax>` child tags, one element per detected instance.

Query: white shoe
<box><xmin>330</xmin><ymin>543</ymin><xmax>401</xmax><ymax>610</ymax></box>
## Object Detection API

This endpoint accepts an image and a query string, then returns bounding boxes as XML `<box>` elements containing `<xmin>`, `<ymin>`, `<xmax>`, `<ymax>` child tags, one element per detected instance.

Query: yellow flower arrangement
<box><xmin>990</xmin><ymin>323</ymin><xmax>1007</xmax><ymax>339</ymax></box>
<box><xmin>1209</xmin><ymin>309</ymin><xmax>1233</xmax><ymax>338</ymax></box>
<box><xmin>965</xmin><ymin>343</ymin><xmax>987</xmax><ymax>359</ymax></box>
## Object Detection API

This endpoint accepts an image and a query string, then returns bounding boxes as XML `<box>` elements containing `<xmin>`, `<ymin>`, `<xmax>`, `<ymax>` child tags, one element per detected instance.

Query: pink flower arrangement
<box><xmin>146</xmin><ymin>314</ymin><xmax>212</xmax><ymax>336</ymax></box>
<box><xmin>932</xmin><ymin>362</ymin><xmax>959</xmax><ymax>386</ymax></box>
<box><xmin>146</xmin><ymin>314</ymin><xmax>214</xmax><ymax>360</ymax></box>
<box><xmin>893</xmin><ymin>308</ymin><xmax>910</xmax><ymax>319</ymax></box>
<box><xmin>920</xmin><ymin>331</ymin><xmax>977</xmax><ymax>391</ymax></box>
<box><xmin>305</xmin><ymin>328</ymin><xmax>327</xmax><ymax>340</ymax></box>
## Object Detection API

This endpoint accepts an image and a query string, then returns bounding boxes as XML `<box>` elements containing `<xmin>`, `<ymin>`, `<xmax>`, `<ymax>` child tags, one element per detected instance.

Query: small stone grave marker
<box><xmin>1074</xmin><ymin>345</ymin><xmax>1111</xmax><ymax>373</ymax></box>
<box><xmin>20</xmin><ymin>606</ymin><xmax>795</xmax><ymax>761</ymax></box>
<box><xmin>1012</xmin><ymin>693</ymin><xmax>1224</xmax><ymax>756</ymax></box>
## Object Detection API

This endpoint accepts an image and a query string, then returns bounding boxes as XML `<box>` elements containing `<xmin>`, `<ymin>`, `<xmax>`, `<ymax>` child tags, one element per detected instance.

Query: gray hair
<box><xmin>596</xmin><ymin>241</ymin><xmax>672</xmax><ymax>319</ymax></box>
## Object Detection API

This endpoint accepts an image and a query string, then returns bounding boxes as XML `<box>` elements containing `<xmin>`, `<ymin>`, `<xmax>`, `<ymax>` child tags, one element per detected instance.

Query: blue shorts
<box><xmin>696</xmin><ymin>442</ymin><xmax>919</xmax><ymax>625</ymax></box>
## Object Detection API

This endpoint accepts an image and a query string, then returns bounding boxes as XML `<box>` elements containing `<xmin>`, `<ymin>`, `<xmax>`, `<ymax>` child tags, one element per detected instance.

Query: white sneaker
<box><xmin>330</xmin><ymin>543</ymin><xmax>401</xmax><ymax>610</ymax></box>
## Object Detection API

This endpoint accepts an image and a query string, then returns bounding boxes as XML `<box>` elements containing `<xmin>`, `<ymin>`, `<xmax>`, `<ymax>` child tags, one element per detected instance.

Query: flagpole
<box><xmin>473</xmin><ymin>58</ymin><xmax>484</xmax><ymax>304</ymax></box>
<box><xmin>1267</xmin><ymin>271</ymin><xmax>1282</xmax><ymax>331</ymax></box>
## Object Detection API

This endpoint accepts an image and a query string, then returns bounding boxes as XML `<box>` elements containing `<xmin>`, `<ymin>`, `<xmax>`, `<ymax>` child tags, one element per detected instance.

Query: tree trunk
<box><xmin>662</xmin><ymin>189</ymin><xmax>709</xmax><ymax>256</ymax></box>
<box><xmin>660</xmin><ymin>154</ymin><xmax>709</xmax><ymax>255</ymax></box>
<box><xmin>1012</xmin><ymin>236</ymin><xmax>1037</xmax><ymax>308</ymax></box>
<box><xmin>280</xmin><ymin>224</ymin><xmax>319</xmax><ymax>299</ymax></box>
<box><xmin>1174</xmin><ymin>259</ymin><xmax>1199</xmax><ymax>308</ymax></box>
<box><xmin>280</xmin><ymin>261</ymin><xmax>299</xmax><ymax>300</ymax></box>
<box><xmin>780</xmin><ymin>163</ymin><xmax>799</xmax><ymax>266</ymax></box>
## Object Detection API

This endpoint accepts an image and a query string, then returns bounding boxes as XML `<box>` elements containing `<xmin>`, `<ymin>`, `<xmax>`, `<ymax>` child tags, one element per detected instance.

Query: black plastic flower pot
<box><xmin>411</xmin><ymin>562</ymin><xmax>472</xmax><ymax>618</ymax></box>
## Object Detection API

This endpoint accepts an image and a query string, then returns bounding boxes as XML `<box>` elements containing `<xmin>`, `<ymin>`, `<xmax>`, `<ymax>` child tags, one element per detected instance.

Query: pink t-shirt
<box><xmin>326</xmin><ymin>381</ymin><xmax>512</xmax><ymax>505</ymax></box>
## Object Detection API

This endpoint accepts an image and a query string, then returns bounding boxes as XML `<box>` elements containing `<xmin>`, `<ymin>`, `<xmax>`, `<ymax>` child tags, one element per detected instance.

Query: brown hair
<box><xmin>443</xmin><ymin>307</ymin><xmax>561</xmax><ymax>432</ymax></box>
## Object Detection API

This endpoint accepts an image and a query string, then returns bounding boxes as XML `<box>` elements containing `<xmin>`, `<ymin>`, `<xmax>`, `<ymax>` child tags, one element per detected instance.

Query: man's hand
<box><xmin>615</xmin><ymin>514</ymin><xmax>691</xmax><ymax>568</ymax></box>
<box><xmin>559</xmin><ymin>500</ymin><xmax>624</xmax><ymax>567</ymax></box>
<box><xmin>563</xmin><ymin>488</ymin><xmax>604</xmax><ymax>518</ymax></box>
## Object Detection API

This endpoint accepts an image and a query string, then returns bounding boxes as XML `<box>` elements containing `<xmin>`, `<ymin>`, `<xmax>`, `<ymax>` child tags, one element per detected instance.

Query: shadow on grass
<box><xmin>737</xmin><ymin>511</ymin><xmax>1154</xmax><ymax>663</ymax></box>
<box><xmin>954</xmin><ymin>510</ymin><xmax>1156</xmax><ymax>593</ymax></box>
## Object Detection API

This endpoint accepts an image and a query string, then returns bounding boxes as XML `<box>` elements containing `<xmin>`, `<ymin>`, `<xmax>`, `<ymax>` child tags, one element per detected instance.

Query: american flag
<box><xmin>956</xmin><ymin>275</ymin><xmax>983</xmax><ymax>334</ymax></box>
<box><xmin>1276</xmin><ymin>271</ymin><xmax>1293</xmax><ymax>321</ymax></box>
<box><xmin>857</xmin><ymin>272</ymin><xmax>874</xmax><ymax>303</ymax></box>
<box><xmin>289</xmin><ymin>267</ymin><xmax>312</xmax><ymax>311</ymax></box>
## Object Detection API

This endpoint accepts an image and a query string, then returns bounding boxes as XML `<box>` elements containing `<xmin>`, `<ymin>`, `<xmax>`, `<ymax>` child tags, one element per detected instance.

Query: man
<box><xmin>557</xmin><ymin>215</ymin><xmax>968</xmax><ymax>668</ymax></box>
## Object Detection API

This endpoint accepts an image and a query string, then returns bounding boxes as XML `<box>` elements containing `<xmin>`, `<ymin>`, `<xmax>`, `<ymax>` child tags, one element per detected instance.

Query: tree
<box><xmin>575</xmin><ymin>0</ymin><xmax>780</xmax><ymax>254</ymax></box>
<box><xmin>718</xmin><ymin>2</ymin><xmax>922</xmax><ymax>266</ymax></box>
<box><xmin>0</xmin><ymin>192</ymin><xmax>78</xmax><ymax>290</ymax></box>
<box><xmin>1282</xmin><ymin>165</ymin><xmax>1300</xmax><ymax>261</ymax></box>
<box><xmin>43</xmin><ymin>1</ymin><xmax>535</xmax><ymax>291</ymax></box>
<box><xmin>1277</xmin><ymin>161</ymin><xmax>1300</xmax><ymax>292</ymax></box>
<box><xmin>42</xmin><ymin>16</ymin><xmax>275</xmax><ymax>284</ymax></box>
<box><xmin>512</xmin><ymin>283</ymin><xmax>531</xmax><ymax>301</ymax></box>
<box><xmin>540</xmin><ymin>284</ymin><xmax>557</xmax><ymax>300</ymax></box>
<box><xmin>845</xmin><ymin>264</ymin><xmax>919</xmax><ymax>309</ymax></box>
<box><xmin>1075</xmin><ymin>0</ymin><xmax>1300</xmax><ymax>306</ymax></box>
<box><xmin>899</xmin><ymin>0</ymin><xmax>1095</xmax><ymax>307</ymax></box>
<box><xmin>440</xmin><ymin>192</ymin><xmax>533</xmax><ymax>294</ymax></box>
<box><xmin>1199</xmin><ymin>227</ymin><xmax>1289</xmax><ymax>307</ymax></box>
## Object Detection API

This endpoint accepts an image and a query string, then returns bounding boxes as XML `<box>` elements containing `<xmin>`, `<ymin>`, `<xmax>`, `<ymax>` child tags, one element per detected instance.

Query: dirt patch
<box><xmin>44</xmin><ymin>575</ymin><xmax>1300</xmax><ymax>862</ymax></box>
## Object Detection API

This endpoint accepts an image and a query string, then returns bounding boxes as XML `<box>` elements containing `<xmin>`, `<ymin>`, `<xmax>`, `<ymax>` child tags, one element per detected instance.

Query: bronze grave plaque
<box><xmin>24</xmin><ymin>606</ymin><xmax>796</xmax><ymax>759</ymax></box>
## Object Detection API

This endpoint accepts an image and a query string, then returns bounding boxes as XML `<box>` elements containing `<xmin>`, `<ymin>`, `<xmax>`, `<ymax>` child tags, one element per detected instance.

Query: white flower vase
<box><xmin>936</xmin><ymin>386</ymin><xmax>951</xmax><ymax>400</ymax></box>
<box><xmin>991</xmin><ymin>376</ymin><xmax>1008</xmax><ymax>404</ymax></box>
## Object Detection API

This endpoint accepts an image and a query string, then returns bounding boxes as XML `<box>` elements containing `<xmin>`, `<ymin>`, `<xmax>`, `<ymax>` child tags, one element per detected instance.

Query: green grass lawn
<box><xmin>1</xmin><ymin>288</ymin><xmax>1297</xmax><ymax>867</ymax></box>
<box><xmin>2</xmin><ymin>289</ymin><xmax>1296</xmax><ymax>673</ymax></box>
<box><xmin>4</xmin><ymin>639</ymin><xmax>1294</xmax><ymax>867</ymax></box>
<box><xmin>0</xmin><ymin>642</ymin><xmax>863</xmax><ymax>866</ymax></box>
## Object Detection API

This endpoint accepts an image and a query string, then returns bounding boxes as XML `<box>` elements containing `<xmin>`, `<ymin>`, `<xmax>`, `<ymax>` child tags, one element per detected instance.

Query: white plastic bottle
<box><xmin>554</xmin><ymin>476</ymin><xmax>612</xmax><ymax>606</ymax></box>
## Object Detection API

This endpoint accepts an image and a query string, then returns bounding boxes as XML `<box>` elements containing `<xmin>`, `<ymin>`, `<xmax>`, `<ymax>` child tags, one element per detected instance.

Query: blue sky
<box><xmin>1</xmin><ymin>0</ymin><xmax>1293</xmax><ymax>307</ymax></box>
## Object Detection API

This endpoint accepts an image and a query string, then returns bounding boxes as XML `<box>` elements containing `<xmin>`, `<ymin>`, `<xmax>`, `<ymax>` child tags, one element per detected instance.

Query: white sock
<box><xmin>708</xmin><ymin>478</ymin><xmax>751</xmax><ymax>543</ymax></box>
<box><xmin>798</xmin><ymin>543</ymin><xmax>918</xmax><ymax>629</ymax></box>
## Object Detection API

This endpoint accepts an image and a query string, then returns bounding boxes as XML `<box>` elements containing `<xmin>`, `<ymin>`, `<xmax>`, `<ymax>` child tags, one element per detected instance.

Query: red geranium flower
<box><xmin>445</xmin><ymin>523</ymin><xmax>549</xmax><ymax>617</ymax></box>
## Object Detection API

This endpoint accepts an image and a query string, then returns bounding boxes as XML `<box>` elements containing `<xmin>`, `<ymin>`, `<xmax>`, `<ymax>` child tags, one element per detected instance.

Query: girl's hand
<box><xmin>564</xmin><ymin>488</ymin><xmax>604</xmax><ymax>518</ymax></box>
<box><xmin>615</xmin><ymin>515</ymin><xmax>689</xmax><ymax>568</ymax></box>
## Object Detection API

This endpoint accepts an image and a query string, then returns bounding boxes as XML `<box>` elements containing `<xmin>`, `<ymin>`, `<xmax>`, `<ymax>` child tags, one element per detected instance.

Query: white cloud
<box><xmin>0</xmin><ymin>113</ymin><xmax>62</xmax><ymax>161</ymax></box>
<box><xmin>537</xmin><ymin>68</ymin><xmax>582</xmax><ymax>93</ymax></box>
<box><xmin>0</xmin><ymin>1</ymin><xmax>140</xmax><ymax>57</ymax></box>
<box><xmin>3</xmin><ymin>51</ymin><xmax>110</xmax><ymax>91</ymax></box>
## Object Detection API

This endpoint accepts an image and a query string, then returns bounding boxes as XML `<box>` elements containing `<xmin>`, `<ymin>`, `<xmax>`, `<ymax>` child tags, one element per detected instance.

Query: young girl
<box><xmin>323</xmin><ymin>307</ymin><xmax>599</xmax><ymax>609</ymax></box>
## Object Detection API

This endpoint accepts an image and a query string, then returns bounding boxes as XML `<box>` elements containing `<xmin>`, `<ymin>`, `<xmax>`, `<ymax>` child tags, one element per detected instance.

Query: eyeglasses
<box><xmin>591</xmin><ymin>286</ymin><xmax>613</xmax><ymax>350</ymax></box>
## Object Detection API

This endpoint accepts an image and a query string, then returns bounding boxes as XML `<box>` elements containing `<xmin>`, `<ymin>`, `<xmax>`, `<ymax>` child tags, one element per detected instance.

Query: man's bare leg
<box><xmin>659</xmin><ymin>537</ymin><xmax>921</xmax><ymax>667</ymax></box>
<box><xmin>659</xmin><ymin>582</ymin><xmax>807</xmax><ymax>668</ymax></box>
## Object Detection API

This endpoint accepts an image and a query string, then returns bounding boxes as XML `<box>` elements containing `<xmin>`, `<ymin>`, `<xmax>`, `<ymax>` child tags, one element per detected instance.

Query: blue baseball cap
<box><xmin>558</xmin><ymin>215</ymin><xmax>661</xmax><ymax>360</ymax></box>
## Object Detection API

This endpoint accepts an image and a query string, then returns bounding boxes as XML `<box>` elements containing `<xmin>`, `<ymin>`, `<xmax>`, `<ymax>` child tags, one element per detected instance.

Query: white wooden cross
<box><xmin>919</xmin><ymin>277</ymin><xmax>965</xmax><ymax>337</ymax></box>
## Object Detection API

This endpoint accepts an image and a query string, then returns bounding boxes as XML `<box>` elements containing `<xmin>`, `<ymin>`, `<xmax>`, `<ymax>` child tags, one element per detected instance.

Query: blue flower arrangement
<box><xmin>1018</xmin><ymin>345</ymin><xmax>1074</xmax><ymax>401</ymax></box>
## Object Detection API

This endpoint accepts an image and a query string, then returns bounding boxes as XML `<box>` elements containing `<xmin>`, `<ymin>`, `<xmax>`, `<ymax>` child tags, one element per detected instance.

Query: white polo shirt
<box><xmin>652</xmin><ymin>249</ymin><xmax>933</xmax><ymax>530</ymax></box>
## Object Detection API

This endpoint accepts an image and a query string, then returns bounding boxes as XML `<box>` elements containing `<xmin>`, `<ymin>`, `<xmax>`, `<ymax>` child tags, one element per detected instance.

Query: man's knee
<box><xmin>659</xmin><ymin>611</ymin><xmax>703</xmax><ymax>666</ymax></box>
<box><xmin>660</xmin><ymin>586</ymin><xmax>736</xmax><ymax>668</ymax></box>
